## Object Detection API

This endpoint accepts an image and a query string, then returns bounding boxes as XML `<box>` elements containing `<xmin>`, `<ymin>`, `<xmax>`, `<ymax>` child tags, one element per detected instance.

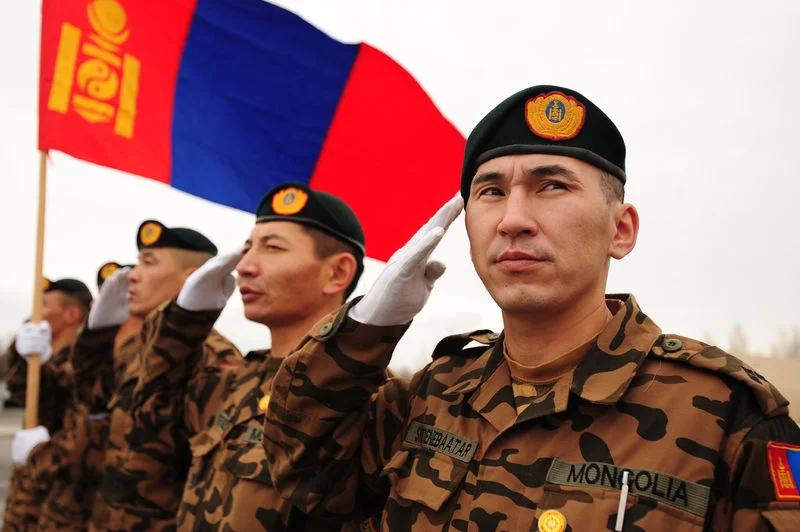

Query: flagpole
<box><xmin>24</xmin><ymin>150</ymin><xmax>48</xmax><ymax>429</ymax></box>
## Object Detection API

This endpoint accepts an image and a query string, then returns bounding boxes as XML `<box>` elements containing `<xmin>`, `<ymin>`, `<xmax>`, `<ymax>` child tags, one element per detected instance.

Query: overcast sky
<box><xmin>2</xmin><ymin>1</ymin><xmax>799</xmax><ymax>374</ymax></box>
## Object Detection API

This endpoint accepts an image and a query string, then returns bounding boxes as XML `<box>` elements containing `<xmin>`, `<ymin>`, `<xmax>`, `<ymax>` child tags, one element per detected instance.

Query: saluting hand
<box><xmin>176</xmin><ymin>251</ymin><xmax>241</xmax><ymax>312</ymax></box>
<box><xmin>88</xmin><ymin>267</ymin><xmax>131</xmax><ymax>330</ymax></box>
<box><xmin>349</xmin><ymin>193</ymin><xmax>464</xmax><ymax>326</ymax></box>
<box><xmin>15</xmin><ymin>321</ymin><xmax>53</xmax><ymax>364</ymax></box>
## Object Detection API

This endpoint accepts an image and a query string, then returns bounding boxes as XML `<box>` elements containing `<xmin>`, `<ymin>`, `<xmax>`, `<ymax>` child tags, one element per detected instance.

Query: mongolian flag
<box><xmin>38</xmin><ymin>0</ymin><xmax>465</xmax><ymax>261</ymax></box>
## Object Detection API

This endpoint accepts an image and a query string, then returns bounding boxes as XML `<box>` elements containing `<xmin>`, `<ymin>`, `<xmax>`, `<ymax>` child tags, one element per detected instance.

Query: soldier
<box><xmin>4</xmin><ymin>278</ymin><xmax>92</xmax><ymax>530</ymax></box>
<box><xmin>8</xmin><ymin>262</ymin><xmax>145</xmax><ymax>530</ymax></box>
<box><xmin>74</xmin><ymin>221</ymin><xmax>242</xmax><ymax>531</ymax></box>
<box><xmin>137</xmin><ymin>183</ymin><xmax>368</xmax><ymax>530</ymax></box>
<box><xmin>263</xmin><ymin>85</ymin><xmax>800</xmax><ymax>531</ymax></box>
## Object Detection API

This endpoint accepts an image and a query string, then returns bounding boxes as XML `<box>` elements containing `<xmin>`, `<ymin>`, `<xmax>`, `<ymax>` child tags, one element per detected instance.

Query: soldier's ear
<box><xmin>322</xmin><ymin>253</ymin><xmax>357</xmax><ymax>297</ymax></box>
<box><xmin>65</xmin><ymin>304</ymin><xmax>83</xmax><ymax>326</ymax></box>
<box><xmin>609</xmin><ymin>203</ymin><xmax>638</xmax><ymax>260</ymax></box>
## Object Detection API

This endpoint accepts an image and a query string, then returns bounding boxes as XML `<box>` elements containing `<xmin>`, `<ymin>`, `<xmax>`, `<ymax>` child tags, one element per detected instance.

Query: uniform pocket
<box><xmin>223</xmin><ymin>434</ymin><xmax>271</xmax><ymax>485</ymax></box>
<box><xmin>383</xmin><ymin>448</ymin><xmax>469</xmax><ymax>511</ymax></box>
<box><xmin>538</xmin><ymin>483</ymin><xmax>705</xmax><ymax>531</ymax></box>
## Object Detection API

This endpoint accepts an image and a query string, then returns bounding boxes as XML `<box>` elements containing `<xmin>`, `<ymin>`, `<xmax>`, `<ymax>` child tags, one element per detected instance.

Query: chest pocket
<box><xmin>383</xmin><ymin>447</ymin><xmax>469</xmax><ymax>512</ymax></box>
<box><xmin>539</xmin><ymin>459</ymin><xmax>707</xmax><ymax>531</ymax></box>
<box><xmin>221</xmin><ymin>422</ymin><xmax>272</xmax><ymax>485</ymax></box>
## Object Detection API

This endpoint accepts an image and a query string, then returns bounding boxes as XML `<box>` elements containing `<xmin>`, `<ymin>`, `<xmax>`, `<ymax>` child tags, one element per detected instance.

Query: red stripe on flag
<box><xmin>310</xmin><ymin>43</ymin><xmax>465</xmax><ymax>262</ymax></box>
<box><xmin>38</xmin><ymin>0</ymin><xmax>196</xmax><ymax>182</ymax></box>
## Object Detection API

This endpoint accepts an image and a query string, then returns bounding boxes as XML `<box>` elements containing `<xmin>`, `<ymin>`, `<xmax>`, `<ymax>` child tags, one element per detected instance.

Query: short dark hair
<box><xmin>302</xmin><ymin>226</ymin><xmax>364</xmax><ymax>300</ymax></box>
<box><xmin>58</xmin><ymin>291</ymin><xmax>92</xmax><ymax>321</ymax></box>
<box><xmin>600</xmin><ymin>171</ymin><xmax>625</xmax><ymax>204</ymax></box>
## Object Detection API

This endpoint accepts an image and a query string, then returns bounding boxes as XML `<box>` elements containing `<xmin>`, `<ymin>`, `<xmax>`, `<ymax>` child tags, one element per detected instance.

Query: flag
<box><xmin>38</xmin><ymin>0</ymin><xmax>465</xmax><ymax>261</ymax></box>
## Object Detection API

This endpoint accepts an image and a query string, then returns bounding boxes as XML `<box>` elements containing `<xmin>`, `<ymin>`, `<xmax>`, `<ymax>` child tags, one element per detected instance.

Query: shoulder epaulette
<box><xmin>432</xmin><ymin>329</ymin><xmax>499</xmax><ymax>360</ymax></box>
<box><xmin>651</xmin><ymin>334</ymin><xmax>788</xmax><ymax>417</ymax></box>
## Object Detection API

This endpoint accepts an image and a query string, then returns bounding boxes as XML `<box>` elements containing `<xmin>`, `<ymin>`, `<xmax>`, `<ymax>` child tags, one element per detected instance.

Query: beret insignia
<box><xmin>42</xmin><ymin>278</ymin><xmax>51</xmax><ymax>291</ymax></box>
<box><xmin>526</xmin><ymin>91</ymin><xmax>586</xmax><ymax>141</ymax></box>
<box><xmin>272</xmin><ymin>187</ymin><xmax>308</xmax><ymax>216</ymax></box>
<box><xmin>100</xmin><ymin>263</ymin><xmax>119</xmax><ymax>281</ymax></box>
<box><xmin>139</xmin><ymin>222</ymin><xmax>162</xmax><ymax>246</ymax></box>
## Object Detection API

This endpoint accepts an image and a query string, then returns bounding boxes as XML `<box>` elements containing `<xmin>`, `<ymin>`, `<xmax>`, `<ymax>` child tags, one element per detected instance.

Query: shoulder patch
<box><xmin>432</xmin><ymin>329</ymin><xmax>498</xmax><ymax>360</ymax></box>
<box><xmin>767</xmin><ymin>442</ymin><xmax>800</xmax><ymax>501</ymax></box>
<box><xmin>651</xmin><ymin>335</ymin><xmax>788</xmax><ymax>416</ymax></box>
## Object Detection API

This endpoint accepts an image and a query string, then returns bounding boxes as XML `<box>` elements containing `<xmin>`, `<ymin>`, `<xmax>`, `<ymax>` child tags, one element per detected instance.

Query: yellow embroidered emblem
<box><xmin>139</xmin><ymin>222</ymin><xmax>162</xmax><ymax>246</ymax></box>
<box><xmin>258</xmin><ymin>394</ymin><xmax>271</xmax><ymax>412</ymax></box>
<box><xmin>42</xmin><ymin>278</ymin><xmax>52</xmax><ymax>291</ymax></box>
<box><xmin>526</xmin><ymin>91</ymin><xmax>585</xmax><ymax>141</ymax></box>
<box><xmin>538</xmin><ymin>509</ymin><xmax>567</xmax><ymax>532</ymax></box>
<box><xmin>99</xmin><ymin>262</ymin><xmax>119</xmax><ymax>281</ymax></box>
<box><xmin>48</xmin><ymin>0</ymin><xmax>140</xmax><ymax>138</ymax></box>
<box><xmin>272</xmin><ymin>187</ymin><xmax>308</xmax><ymax>215</ymax></box>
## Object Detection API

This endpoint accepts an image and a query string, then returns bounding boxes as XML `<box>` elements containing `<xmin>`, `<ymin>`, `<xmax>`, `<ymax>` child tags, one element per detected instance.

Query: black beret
<box><xmin>96</xmin><ymin>262</ymin><xmax>135</xmax><ymax>290</ymax></box>
<box><xmin>256</xmin><ymin>182</ymin><xmax>365</xmax><ymax>256</ymax></box>
<box><xmin>136</xmin><ymin>220</ymin><xmax>218</xmax><ymax>255</ymax></box>
<box><xmin>43</xmin><ymin>277</ymin><xmax>93</xmax><ymax>307</ymax></box>
<box><xmin>461</xmin><ymin>85</ymin><xmax>626</xmax><ymax>202</ymax></box>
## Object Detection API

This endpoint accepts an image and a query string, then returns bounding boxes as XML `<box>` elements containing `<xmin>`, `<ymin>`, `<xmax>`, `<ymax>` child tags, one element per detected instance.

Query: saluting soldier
<box><xmin>73</xmin><ymin>221</ymin><xmax>243</xmax><ymax>531</ymax></box>
<box><xmin>10</xmin><ymin>262</ymin><xmax>143</xmax><ymax>530</ymax></box>
<box><xmin>137</xmin><ymin>183</ymin><xmax>371</xmax><ymax>530</ymax></box>
<box><xmin>4</xmin><ymin>278</ymin><xmax>92</xmax><ymax>530</ymax></box>
<box><xmin>262</xmin><ymin>85</ymin><xmax>800</xmax><ymax>531</ymax></box>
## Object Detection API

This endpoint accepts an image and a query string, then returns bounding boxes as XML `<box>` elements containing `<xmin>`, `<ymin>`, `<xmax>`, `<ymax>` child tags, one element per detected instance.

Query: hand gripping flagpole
<box><xmin>24</xmin><ymin>150</ymin><xmax>48</xmax><ymax>429</ymax></box>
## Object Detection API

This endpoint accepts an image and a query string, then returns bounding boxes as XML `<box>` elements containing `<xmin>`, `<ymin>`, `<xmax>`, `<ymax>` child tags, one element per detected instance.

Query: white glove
<box><xmin>88</xmin><ymin>267</ymin><xmax>131</xmax><ymax>330</ymax></box>
<box><xmin>15</xmin><ymin>321</ymin><xmax>53</xmax><ymax>364</ymax></box>
<box><xmin>176</xmin><ymin>251</ymin><xmax>240</xmax><ymax>312</ymax></box>
<box><xmin>349</xmin><ymin>194</ymin><xmax>463</xmax><ymax>326</ymax></box>
<box><xmin>11</xmin><ymin>426</ymin><xmax>50</xmax><ymax>465</ymax></box>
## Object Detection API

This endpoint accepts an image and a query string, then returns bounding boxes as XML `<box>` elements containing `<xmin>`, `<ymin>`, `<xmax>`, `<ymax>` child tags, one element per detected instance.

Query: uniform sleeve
<box><xmin>135</xmin><ymin>300</ymin><xmax>221</xmax><ymax>391</ymax></box>
<box><xmin>72</xmin><ymin>325</ymin><xmax>119</xmax><ymax>412</ymax></box>
<box><xmin>264</xmin><ymin>303</ymin><xmax>413</xmax><ymax>521</ymax></box>
<box><xmin>25</xmin><ymin>406</ymin><xmax>92</xmax><ymax>485</ymax></box>
<box><xmin>5</xmin><ymin>340</ymin><xmax>26</xmax><ymax>404</ymax></box>
<box><xmin>714</xmin><ymin>383</ymin><xmax>800</xmax><ymax>531</ymax></box>
<box><xmin>183</xmin><ymin>334</ymin><xmax>242</xmax><ymax>435</ymax></box>
<box><xmin>133</xmin><ymin>300</ymin><xmax>242</xmax><ymax>436</ymax></box>
<box><xmin>7</xmin><ymin>343</ymin><xmax>73</xmax><ymax>434</ymax></box>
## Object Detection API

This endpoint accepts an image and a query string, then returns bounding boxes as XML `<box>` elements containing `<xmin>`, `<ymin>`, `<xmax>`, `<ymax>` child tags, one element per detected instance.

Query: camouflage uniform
<box><xmin>3</xmin><ymin>341</ymin><xmax>74</xmax><ymax>530</ymax></box>
<box><xmin>264</xmin><ymin>294</ymin><xmax>800</xmax><ymax>531</ymax></box>
<box><xmin>128</xmin><ymin>302</ymin><xmax>349</xmax><ymax>531</ymax></box>
<box><xmin>89</xmin><ymin>302</ymin><xmax>242</xmax><ymax>531</ymax></box>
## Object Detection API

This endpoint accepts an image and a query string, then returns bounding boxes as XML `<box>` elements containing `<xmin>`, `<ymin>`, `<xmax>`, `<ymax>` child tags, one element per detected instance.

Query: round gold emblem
<box><xmin>258</xmin><ymin>394</ymin><xmax>271</xmax><ymax>412</ymax></box>
<box><xmin>99</xmin><ymin>262</ymin><xmax>119</xmax><ymax>281</ymax></box>
<box><xmin>526</xmin><ymin>91</ymin><xmax>585</xmax><ymax>141</ymax></box>
<box><xmin>42</xmin><ymin>278</ymin><xmax>51</xmax><ymax>291</ymax></box>
<box><xmin>139</xmin><ymin>222</ymin><xmax>162</xmax><ymax>246</ymax></box>
<box><xmin>538</xmin><ymin>509</ymin><xmax>567</xmax><ymax>532</ymax></box>
<box><xmin>272</xmin><ymin>187</ymin><xmax>308</xmax><ymax>215</ymax></box>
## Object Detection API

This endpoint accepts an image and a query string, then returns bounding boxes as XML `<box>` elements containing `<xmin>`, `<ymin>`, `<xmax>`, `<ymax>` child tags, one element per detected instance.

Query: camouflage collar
<box><xmin>455</xmin><ymin>295</ymin><xmax>662</xmax><ymax>429</ymax></box>
<box><xmin>570</xmin><ymin>294</ymin><xmax>662</xmax><ymax>404</ymax></box>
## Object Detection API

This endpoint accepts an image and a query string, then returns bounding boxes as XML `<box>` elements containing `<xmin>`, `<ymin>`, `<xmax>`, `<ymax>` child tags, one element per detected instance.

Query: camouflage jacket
<box><xmin>264</xmin><ymin>294</ymin><xmax>800</xmax><ymax>531</ymax></box>
<box><xmin>90</xmin><ymin>302</ymin><xmax>242</xmax><ymax>532</ymax></box>
<box><xmin>16</xmin><ymin>325</ymin><xmax>145</xmax><ymax>531</ymax></box>
<box><xmin>132</xmin><ymin>303</ymin><xmax>351</xmax><ymax>531</ymax></box>
<box><xmin>3</xmin><ymin>340</ymin><xmax>76</xmax><ymax>531</ymax></box>
<box><xmin>6</xmin><ymin>341</ymin><xmax>73</xmax><ymax>434</ymax></box>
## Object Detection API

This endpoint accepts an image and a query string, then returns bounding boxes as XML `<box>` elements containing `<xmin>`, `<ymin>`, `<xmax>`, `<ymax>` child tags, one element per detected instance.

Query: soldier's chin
<box><xmin>242</xmin><ymin>304</ymin><xmax>270</xmax><ymax>326</ymax></box>
<box><xmin>128</xmin><ymin>302</ymin><xmax>152</xmax><ymax>319</ymax></box>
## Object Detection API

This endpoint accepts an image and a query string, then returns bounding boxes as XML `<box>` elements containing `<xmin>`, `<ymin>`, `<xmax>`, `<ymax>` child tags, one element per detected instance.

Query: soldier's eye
<box><xmin>478</xmin><ymin>186</ymin><xmax>504</xmax><ymax>197</ymax></box>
